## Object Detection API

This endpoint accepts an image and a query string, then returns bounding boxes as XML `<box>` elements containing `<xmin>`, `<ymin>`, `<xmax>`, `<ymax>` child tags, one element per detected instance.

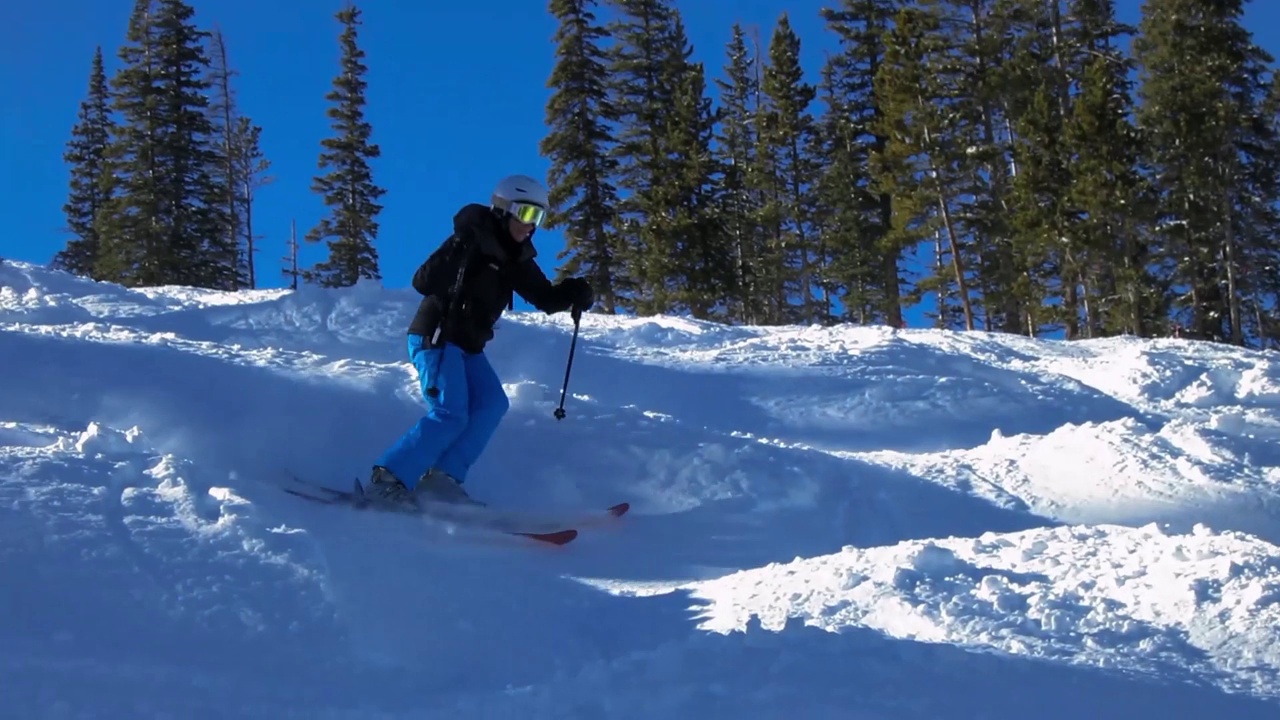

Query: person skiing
<box><xmin>361</xmin><ymin>173</ymin><xmax>594</xmax><ymax>508</ymax></box>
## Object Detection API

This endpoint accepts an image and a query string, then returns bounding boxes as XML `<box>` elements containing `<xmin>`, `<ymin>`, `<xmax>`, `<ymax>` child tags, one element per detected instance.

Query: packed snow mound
<box><xmin>684</xmin><ymin>523</ymin><xmax>1280</xmax><ymax>697</ymax></box>
<box><xmin>3</xmin><ymin>259</ymin><xmax>1280</xmax><ymax>718</ymax></box>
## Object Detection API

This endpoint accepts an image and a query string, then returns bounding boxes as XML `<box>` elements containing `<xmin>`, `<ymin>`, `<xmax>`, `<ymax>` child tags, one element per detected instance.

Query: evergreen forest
<box><xmin>53</xmin><ymin>0</ymin><xmax>1280</xmax><ymax>347</ymax></box>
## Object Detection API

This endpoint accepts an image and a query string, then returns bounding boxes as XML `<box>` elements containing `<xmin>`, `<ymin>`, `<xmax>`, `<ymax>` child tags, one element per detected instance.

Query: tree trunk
<box><xmin>243</xmin><ymin>177</ymin><xmax>256</xmax><ymax>289</ymax></box>
<box><xmin>1222</xmin><ymin>195</ymin><xmax>1243</xmax><ymax>345</ymax></box>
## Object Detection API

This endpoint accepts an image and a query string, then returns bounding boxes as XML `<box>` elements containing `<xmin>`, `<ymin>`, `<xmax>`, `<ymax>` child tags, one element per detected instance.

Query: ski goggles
<box><xmin>508</xmin><ymin>201</ymin><xmax>547</xmax><ymax>227</ymax></box>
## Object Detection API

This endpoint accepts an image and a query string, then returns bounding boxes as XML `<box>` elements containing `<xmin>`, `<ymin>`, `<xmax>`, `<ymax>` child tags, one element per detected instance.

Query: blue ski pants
<box><xmin>374</xmin><ymin>333</ymin><xmax>510</xmax><ymax>490</ymax></box>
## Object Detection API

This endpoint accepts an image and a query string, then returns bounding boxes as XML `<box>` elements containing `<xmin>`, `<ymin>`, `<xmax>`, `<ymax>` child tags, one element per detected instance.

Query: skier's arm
<box><xmin>513</xmin><ymin>259</ymin><xmax>570</xmax><ymax>314</ymax></box>
<box><xmin>513</xmin><ymin>260</ymin><xmax>593</xmax><ymax>315</ymax></box>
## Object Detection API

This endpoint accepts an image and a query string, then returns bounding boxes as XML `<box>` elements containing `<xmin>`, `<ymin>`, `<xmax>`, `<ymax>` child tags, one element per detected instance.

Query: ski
<box><xmin>512</xmin><ymin>528</ymin><xmax>579</xmax><ymax>545</ymax></box>
<box><xmin>280</xmin><ymin>475</ymin><xmax>626</xmax><ymax>546</ymax></box>
<box><xmin>283</xmin><ymin>481</ymin><xmax>578</xmax><ymax>545</ymax></box>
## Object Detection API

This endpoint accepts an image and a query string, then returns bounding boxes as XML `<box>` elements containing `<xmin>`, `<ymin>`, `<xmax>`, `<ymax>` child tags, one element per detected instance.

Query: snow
<box><xmin>3</xmin><ymin>257</ymin><xmax>1280</xmax><ymax>718</ymax></box>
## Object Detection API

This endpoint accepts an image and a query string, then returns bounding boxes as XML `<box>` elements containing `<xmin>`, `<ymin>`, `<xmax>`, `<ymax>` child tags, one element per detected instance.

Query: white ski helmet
<box><xmin>491</xmin><ymin>174</ymin><xmax>550</xmax><ymax>227</ymax></box>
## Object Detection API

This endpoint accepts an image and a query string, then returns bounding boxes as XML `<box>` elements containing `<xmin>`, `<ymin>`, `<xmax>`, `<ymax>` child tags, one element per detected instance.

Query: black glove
<box><xmin>560</xmin><ymin>277</ymin><xmax>593</xmax><ymax>313</ymax></box>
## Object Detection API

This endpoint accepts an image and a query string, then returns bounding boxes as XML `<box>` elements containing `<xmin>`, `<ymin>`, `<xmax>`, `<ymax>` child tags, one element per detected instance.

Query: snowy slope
<box><xmin>3</xmin><ymin>258</ymin><xmax>1280</xmax><ymax>719</ymax></box>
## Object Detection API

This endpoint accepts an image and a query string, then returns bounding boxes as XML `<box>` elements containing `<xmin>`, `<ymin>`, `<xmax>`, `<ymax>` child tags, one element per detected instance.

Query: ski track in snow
<box><xmin>4</xmin><ymin>259</ymin><xmax>1280</xmax><ymax>718</ymax></box>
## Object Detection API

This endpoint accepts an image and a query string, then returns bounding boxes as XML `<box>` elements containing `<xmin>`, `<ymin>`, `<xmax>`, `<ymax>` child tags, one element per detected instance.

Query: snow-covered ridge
<box><xmin>3</xmin><ymin>259</ymin><xmax>1279</xmax><ymax>718</ymax></box>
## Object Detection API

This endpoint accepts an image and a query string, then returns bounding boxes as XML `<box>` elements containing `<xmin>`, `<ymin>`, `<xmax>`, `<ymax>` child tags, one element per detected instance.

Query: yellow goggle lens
<box><xmin>510</xmin><ymin>202</ymin><xmax>546</xmax><ymax>227</ymax></box>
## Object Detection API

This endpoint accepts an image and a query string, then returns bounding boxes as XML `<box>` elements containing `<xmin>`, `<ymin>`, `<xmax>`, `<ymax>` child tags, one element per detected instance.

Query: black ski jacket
<box><xmin>407</xmin><ymin>203</ymin><xmax>578</xmax><ymax>353</ymax></box>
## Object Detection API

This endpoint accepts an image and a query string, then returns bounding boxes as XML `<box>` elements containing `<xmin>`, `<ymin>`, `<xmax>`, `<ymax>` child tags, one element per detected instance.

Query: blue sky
<box><xmin>4</xmin><ymin>0</ymin><xmax>1280</xmax><ymax>314</ymax></box>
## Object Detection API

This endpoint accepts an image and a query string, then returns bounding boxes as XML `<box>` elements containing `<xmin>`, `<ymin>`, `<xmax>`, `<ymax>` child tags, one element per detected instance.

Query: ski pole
<box><xmin>553</xmin><ymin>308</ymin><xmax>582</xmax><ymax>420</ymax></box>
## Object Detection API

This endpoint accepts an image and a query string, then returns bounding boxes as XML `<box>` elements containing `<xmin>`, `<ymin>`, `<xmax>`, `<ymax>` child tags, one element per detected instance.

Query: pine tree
<box><xmin>819</xmin><ymin>0</ymin><xmax>903</xmax><ymax>327</ymax></box>
<box><xmin>540</xmin><ymin>0</ymin><xmax>620</xmax><ymax>313</ymax></box>
<box><xmin>206</xmin><ymin>27</ymin><xmax>272</xmax><ymax>290</ymax></box>
<box><xmin>945</xmin><ymin>0</ymin><xmax>1022</xmax><ymax>334</ymax></box>
<box><xmin>664</xmin><ymin>55</ymin><xmax>732</xmax><ymax>319</ymax></box>
<box><xmin>94</xmin><ymin>0</ymin><xmax>232</xmax><ymax>289</ymax></box>
<box><xmin>1134</xmin><ymin>0</ymin><xmax>1277</xmax><ymax>343</ymax></box>
<box><xmin>872</xmin><ymin>5</ymin><xmax>976</xmax><ymax>330</ymax></box>
<box><xmin>54</xmin><ymin>46</ymin><xmax>114</xmax><ymax>278</ymax></box>
<box><xmin>233</xmin><ymin>117</ymin><xmax>272</xmax><ymax>289</ymax></box>
<box><xmin>1240</xmin><ymin>76</ymin><xmax>1280</xmax><ymax>347</ymax></box>
<box><xmin>207</xmin><ymin>26</ymin><xmax>248</xmax><ymax>288</ymax></box>
<box><xmin>757</xmin><ymin>13</ymin><xmax>820</xmax><ymax>324</ymax></box>
<box><xmin>282</xmin><ymin>218</ymin><xmax>301</xmax><ymax>290</ymax></box>
<box><xmin>713</xmin><ymin>24</ymin><xmax>764</xmax><ymax>324</ymax></box>
<box><xmin>1061</xmin><ymin>0</ymin><xmax>1159</xmax><ymax>338</ymax></box>
<box><xmin>1006</xmin><ymin>80</ymin><xmax>1067</xmax><ymax>337</ymax></box>
<box><xmin>305</xmin><ymin>2</ymin><xmax>385</xmax><ymax>288</ymax></box>
<box><xmin>605</xmin><ymin>0</ymin><xmax>711</xmax><ymax>314</ymax></box>
<box><xmin>93</xmin><ymin>0</ymin><xmax>159</xmax><ymax>286</ymax></box>
<box><xmin>1002</xmin><ymin>0</ymin><xmax>1070</xmax><ymax>337</ymax></box>
<box><xmin>812</xmin><ymin>63</ymin><xmax>874</xmax><ymax>324</ymax></box>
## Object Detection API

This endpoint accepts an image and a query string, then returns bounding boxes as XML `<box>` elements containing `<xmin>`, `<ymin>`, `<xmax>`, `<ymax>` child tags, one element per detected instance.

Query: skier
<box><xmin>361</xmin><ymin>173</ymin><xmax>594</xmax><ymax>508</ymax></box>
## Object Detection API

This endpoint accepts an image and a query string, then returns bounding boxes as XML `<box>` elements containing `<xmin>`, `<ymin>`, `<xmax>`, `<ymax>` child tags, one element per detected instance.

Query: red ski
<box><xmin>505</xmin><ymin>502</ymin><xmax>627</xmax><ymax>545</ymax></box>
<box><xmin>513</xmin><ymin>528</ymin><xmax>579</xmax><ymax>545</ymax></box>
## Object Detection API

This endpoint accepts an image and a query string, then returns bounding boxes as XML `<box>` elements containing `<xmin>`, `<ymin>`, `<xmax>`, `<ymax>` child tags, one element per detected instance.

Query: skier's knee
<box><xmin>428</xmin><ymin>404</ymin><xmax>469</xmax><ymax>434</ymax></box>
<box><xmin>474</xmin><ymin>391</ymin><xmax>509</xmax><ymax>426</ymax></box>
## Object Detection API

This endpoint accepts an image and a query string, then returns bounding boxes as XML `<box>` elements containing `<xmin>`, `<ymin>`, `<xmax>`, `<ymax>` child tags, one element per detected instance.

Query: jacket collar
<box><xmin>454</xmin><ymin>203</ymin><xmax>538</xmax><ymax>263</ymax></box>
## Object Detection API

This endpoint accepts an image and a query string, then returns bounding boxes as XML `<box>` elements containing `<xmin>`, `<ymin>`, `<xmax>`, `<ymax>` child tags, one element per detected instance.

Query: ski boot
<box><xmin>362</xmin><ymin>465</ymin><xmax>420</xmax><ymax>511</ymax></box>
<box><xmin>415</xmin><ymin>467</ymin><xmax>485</xmax><ymax>507</ymax></box>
